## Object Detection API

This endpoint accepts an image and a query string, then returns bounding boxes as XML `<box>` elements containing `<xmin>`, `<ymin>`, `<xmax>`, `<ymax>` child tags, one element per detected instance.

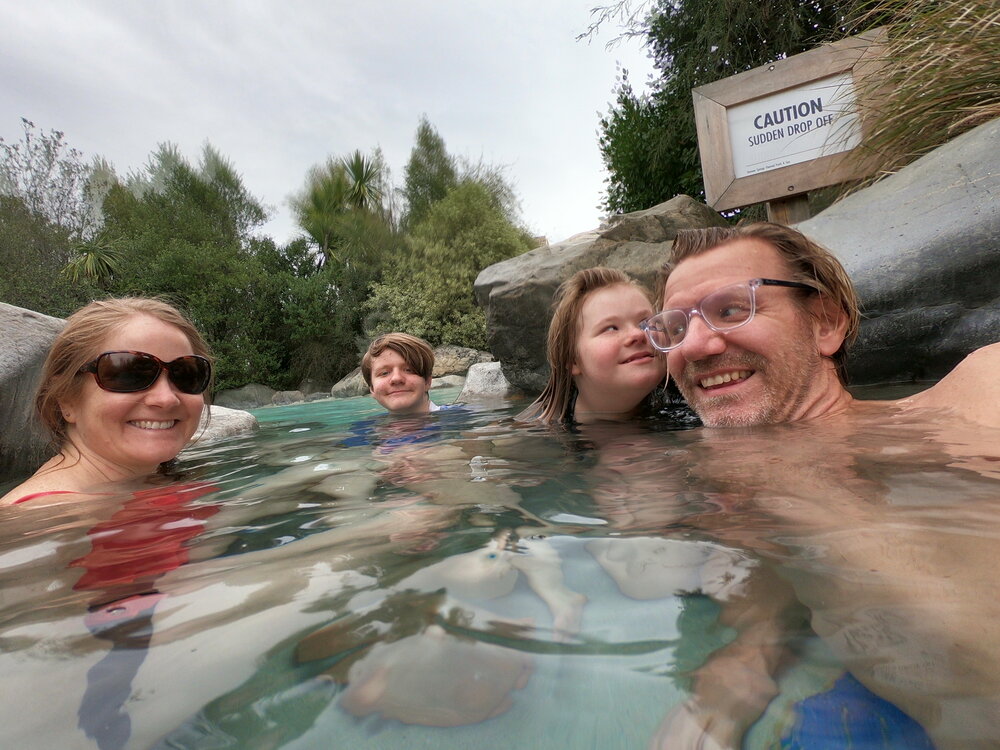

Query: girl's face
<box><xmin>59</xmin><ymin>314</ymin><xmax>207</xmax><ymax>480</ymax></box>
<box><xmin>571</xmin><ymin>284</ymin><xmax>667</xmax><ymax>420</ymax></box>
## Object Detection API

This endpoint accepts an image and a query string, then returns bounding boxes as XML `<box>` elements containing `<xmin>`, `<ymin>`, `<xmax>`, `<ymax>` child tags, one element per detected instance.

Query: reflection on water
<box><xmin>0</xmin><ymin>389</ymin><xmax>997</xmax><ymax>749</ymax></box>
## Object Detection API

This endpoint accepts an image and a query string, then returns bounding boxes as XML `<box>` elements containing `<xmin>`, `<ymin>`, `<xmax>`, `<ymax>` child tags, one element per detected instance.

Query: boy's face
<box><xmin>368</xmin><ymin>349</ymin><xmax>432</xmax><ymax>414</ymax></box>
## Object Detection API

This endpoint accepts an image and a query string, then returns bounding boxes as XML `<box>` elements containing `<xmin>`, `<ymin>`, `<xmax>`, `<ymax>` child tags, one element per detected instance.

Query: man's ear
<box><xmin>424</xmin><ymin>377</ymin><xmax>432</xmax><ymax>394</ymax></box>
<box><xmin>810</xmin><ymin>295</ymin><xmax>849</xmax><ymax>357</ymax></box>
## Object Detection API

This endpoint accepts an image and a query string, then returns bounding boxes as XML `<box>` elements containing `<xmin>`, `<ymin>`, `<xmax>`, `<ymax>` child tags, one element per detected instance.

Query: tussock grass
<box><xmin>850</xmin><ymin>0</ymin><xmax>1000</xmax><ymax>179</ymax></box>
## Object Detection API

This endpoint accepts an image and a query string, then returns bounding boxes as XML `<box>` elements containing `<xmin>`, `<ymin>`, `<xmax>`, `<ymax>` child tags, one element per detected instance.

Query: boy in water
<box><xmin>361</xmin><ymin>333</ymin><xmax>441</xmax><ymax>415</ymax></box>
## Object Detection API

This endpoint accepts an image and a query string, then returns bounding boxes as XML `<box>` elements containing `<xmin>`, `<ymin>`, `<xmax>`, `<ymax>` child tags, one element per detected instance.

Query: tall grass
<box><xmin>850</xmin><ymin>0</ymin><xmax>1000</xmax><ymax>178</ymax></box>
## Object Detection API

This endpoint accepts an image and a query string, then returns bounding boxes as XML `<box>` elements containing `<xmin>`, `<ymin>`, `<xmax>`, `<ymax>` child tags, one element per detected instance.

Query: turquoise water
<box><xmin>1</xmin><ymin>387</ymin><xmax>995</xmax><ymax>748</ymax></box>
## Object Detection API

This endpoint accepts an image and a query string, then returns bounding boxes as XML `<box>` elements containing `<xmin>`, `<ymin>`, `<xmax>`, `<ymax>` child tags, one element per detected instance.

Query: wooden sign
<box><xmin>693</xmin><ymin>29</ymin><xmax>885</xmax><ymax>213</ymax></box>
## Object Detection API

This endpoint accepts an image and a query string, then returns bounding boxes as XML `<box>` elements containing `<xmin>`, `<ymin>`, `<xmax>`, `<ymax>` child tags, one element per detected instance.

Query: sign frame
<box><xmin>693</xmin><ymin>29</ymin><xmax>885</xmax><ymax>212</ymax></box>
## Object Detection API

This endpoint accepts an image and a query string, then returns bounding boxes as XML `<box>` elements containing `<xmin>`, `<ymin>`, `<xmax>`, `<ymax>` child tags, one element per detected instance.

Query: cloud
<box><xmin>0</xmin><ymin>0</ymin><xmax>652</xmax><ymax>245</ymax></box>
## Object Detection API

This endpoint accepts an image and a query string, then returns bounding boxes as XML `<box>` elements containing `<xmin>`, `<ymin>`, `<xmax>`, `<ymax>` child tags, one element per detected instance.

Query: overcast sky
<box><xmin>1</xmin><ymin>1</ymin><xmax>654</xmax><ymax>246</ymax></box>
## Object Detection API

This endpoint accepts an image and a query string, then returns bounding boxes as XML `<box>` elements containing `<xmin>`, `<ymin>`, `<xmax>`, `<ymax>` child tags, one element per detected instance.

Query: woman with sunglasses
<box><xmin>1</xmin><ymin>297</ymin><xmax>213</xmax><ymax>505</ymax></box>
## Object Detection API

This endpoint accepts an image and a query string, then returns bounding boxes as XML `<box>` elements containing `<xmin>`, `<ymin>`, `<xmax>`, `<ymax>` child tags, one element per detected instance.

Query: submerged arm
<box><xmin>650</xmin><ymin>562</ymin><xmax>803</xmax><ymax>750</ymax></box>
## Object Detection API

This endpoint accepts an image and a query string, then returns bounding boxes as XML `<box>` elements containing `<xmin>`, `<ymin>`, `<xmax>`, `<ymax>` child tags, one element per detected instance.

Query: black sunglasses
<box><xmin>79</xmin><ymin>351</ymin><xmax>212</xmax><ymax>395</ymax></box>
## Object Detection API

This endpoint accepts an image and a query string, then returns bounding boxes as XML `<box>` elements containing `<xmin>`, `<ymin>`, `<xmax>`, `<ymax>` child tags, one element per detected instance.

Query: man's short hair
<box><xmin>361</xmin><ymin>333</ymin><xmax>435</xmax><ymax>388</ymax></box>
<box><xmin>660</xmin><ymin>223</ymin><xmax>860</xmax><ymax>382</ymax></box>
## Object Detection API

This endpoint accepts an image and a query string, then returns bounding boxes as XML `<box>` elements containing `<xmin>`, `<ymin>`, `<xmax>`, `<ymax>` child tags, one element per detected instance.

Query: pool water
<box><xmin>1</xmin><ymin>387</ymin><xmax>996</xmax><ymax>749</ymax></box>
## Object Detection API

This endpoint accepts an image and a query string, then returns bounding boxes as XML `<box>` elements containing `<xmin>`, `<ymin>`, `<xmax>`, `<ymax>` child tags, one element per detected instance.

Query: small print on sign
<box><xmin>727</xmin><ymin>72</ymin><xmax>861</xmax><ymax>178</ymax></box>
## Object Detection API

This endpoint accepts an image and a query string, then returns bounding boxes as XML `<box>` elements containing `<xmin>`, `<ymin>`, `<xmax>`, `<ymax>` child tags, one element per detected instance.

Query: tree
<box><xmin>366</xmin><ymin>181</ymin><xmax>534</xmax><ymax>349</ymax></box>
<box><xmin>95</xmin><ymin>143</ymin><xmax>295</xmax><ymax>390</ymax></box>
<box><xmin>291</xmin><ymin>149</ymin><xmax>392</xmax><ymax>264</ymax></box>
<box><xmin>0</xmin><ymin>120</ymin><xmax>106</xmax><ymax>314</ymax></box>
<box><xmin>0</xmin><ymin>118</ymin><xmax>108</xmax><ymax>239</ymax></box>
<box><xmin>63</xmin><ymin>237</ymin><xmax>123</xmax><ymax>287</ymax></box>
<box><xmin>401</xmin><ymin>117</ymin><xmax>458</xmax><ymax>228</ymax></box>
<box><xmin>0</xmin><ymin>194</ymin><xmax>97</xmax><ymax>315</ymax></box>
<box><xmin>597</xmin><ymin>0</ymin><xmax>857</xmax><ymax>213</ymax></box>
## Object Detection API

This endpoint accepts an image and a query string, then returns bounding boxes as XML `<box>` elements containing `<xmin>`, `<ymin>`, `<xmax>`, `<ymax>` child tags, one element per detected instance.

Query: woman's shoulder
<box><xmin>1</xmin><ymin>479</ymin><xmax>72</xmax><ymax>506</ymax></box>
<box><xmin>0</xmin><ymin>465</ymin><xmax>83</xmax><ymax>506</ymax></box>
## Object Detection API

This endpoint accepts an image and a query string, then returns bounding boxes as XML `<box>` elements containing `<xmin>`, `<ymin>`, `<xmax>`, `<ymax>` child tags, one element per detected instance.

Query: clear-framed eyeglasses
<box><xmin>639</xmin><ymin>278</ymin><xmax>818</xmax><ymax>352</ymax></box>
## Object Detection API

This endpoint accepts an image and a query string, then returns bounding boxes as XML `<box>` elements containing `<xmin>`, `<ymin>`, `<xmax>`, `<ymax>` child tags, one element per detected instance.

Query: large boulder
<box><xmin>0</xmin><ymin>303</ymin><xmax>67</xmax><ymax>482</ymax></box>
<box><xmin>459</xmin><ymin>362</ymin><xmax>516</xmax><ymax>400</ymax></box>
<box><xmin>194</xmin><ymin>406</ymin><xmax>259</xmax><ymax>445</ymax></box>
<box><xmin>475</xmin><ymin>195</ymin><xmax>729</xmax><ymax>391</ymax></box>
<box><xmin>214</xmin><ymin>383</ymin><xmax>275</xmax><ymax>410</ymax></box>
<box><xmin>799</xmin><ymin>117</ymin><xmax>1000</xmax><ymax>383</ymax></box>
<box><xmin>432</xmin><ymin>345</ymin><xmax>491</xmax><ymax>377</ymax></box>
<box><xmin>271</xmin><ymin>390</ymin><xmax>306</xmax><ymax>406</ymax></box>
<box><xmin>331</xmin><ymin>368</ymin><xmax>367</xmax><ymax>398</ymax></box>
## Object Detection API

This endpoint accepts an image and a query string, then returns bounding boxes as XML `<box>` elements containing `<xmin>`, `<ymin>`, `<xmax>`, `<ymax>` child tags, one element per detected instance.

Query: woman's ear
<box><xmin>59</xmin><ymin>400</ymin><xmax>77</xmax><ymax>425</ymax></box>
<box><xmin>810</xmin><ymin>295</ymin><xmax>849</xmax><ymax>357</ymax></box>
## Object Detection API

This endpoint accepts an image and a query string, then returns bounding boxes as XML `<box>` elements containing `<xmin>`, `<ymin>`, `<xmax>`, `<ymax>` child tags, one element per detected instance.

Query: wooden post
<box><xmin>766</xmin><ymin>194</ymin><xmax>811</xmax><ymax>225</ymax></box>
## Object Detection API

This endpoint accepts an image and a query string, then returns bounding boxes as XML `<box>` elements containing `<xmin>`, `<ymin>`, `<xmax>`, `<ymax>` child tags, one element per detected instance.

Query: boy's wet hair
<box><xmin>361</xmin><ymin>333</ymin><xmax>435</xmax><ymax>388</ymax></box>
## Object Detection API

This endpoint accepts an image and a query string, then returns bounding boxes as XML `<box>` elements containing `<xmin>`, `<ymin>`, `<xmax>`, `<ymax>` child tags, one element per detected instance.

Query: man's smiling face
<box><xmin>662</xmin><ymin>238</ymin><xmax>838</xmax><ymax>427</ymax></box>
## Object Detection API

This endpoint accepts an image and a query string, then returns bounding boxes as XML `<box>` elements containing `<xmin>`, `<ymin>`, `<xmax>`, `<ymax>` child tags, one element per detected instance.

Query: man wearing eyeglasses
<box><xmin>641</xmin><ymin>222</ymin><xmax>1000</xmax><ymax>750</ymax></box>
<box><xmin>644</xmin><ymin>222</ymin><xmax>999</xmax><ymax>428</ymax></box>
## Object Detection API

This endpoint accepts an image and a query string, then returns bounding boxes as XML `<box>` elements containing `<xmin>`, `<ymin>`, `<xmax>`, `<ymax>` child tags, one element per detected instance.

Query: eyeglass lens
<box><xmin>95</xmin><ymin>352</ymin><xmax>211</xmax><ymax>394</ymax></box>
<box><xmin>645</xmin><ymin>282</ymin><xmax>755</xmax><ymax>351</ymax></box>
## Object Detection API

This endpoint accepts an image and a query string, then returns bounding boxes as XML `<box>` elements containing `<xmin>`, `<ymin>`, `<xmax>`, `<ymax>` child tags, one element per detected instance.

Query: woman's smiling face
<box><xmin>60</xmin><ymin>314</ymin><xmax>207</xmax><ymax>479</ymax></box>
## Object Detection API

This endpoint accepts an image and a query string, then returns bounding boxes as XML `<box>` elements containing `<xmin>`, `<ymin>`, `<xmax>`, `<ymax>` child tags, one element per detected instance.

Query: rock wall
<box><xmin>799</xmin><ymin>117</ymin><xmax>1000</xmax><ymax>383</ymax></box>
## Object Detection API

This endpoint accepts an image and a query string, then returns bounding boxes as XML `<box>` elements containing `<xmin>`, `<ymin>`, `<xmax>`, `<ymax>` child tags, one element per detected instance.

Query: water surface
<box><xmin>1</xmin><ymin>387</ymin><xmax>996</xmax><ymax>749</ymax></box>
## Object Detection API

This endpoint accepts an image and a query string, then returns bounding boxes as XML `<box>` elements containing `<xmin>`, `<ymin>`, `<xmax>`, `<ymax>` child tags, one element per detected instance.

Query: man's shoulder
<box><xmin>902</xmin><ymin>343</ymin><xmax>1000</xmax><ymax>427</ymax></box>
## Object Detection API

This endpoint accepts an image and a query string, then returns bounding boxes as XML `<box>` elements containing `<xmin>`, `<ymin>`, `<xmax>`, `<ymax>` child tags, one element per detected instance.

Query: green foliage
<box><xmin>63</xmin><ymin>237</ymin><xmax>124</xmax><ymax>286</ymax></box>
<box><xmin>95</xmin><ymin>144</ymin><xmax>297</xmax><ymax>390</ymax></box>
<box><xmin>598</xmin><ymin>0</ymin><xmax>856</xmax><ymax>213</ymax></box>
<box><xmin>849</xmin><ymin>0</ymin><xmax>1000</xmax><ymax>179</ymax></box>
<box><xmin>402</xmin><ymin>117</ymin><xmax>458</xmax><ymax>228</ymax></box>
<box><xmin>291</xmin><ymin>149</ymin><xmax>390</xmax><ymax>259</ymax></box>
<box><xmin>0</xmin><ymin>194</ymin><xmax>98</xmax><ymax>315</ymax></box>
<box><xmin>366</xmin><ymin>181</ymin><xmax>534</xmax><ymax>349</ymax></box>
<box><xmin>4</xmin><ymin>114</ymin><xmax>531</xmax><ymax>392</ymax></box>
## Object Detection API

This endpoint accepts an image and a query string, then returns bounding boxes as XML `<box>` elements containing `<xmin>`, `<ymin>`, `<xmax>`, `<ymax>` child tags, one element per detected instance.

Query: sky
<box><xmin>0</xmin><ymin>1</ymin><xmax>655</xmax><ymax>246</ymax></box>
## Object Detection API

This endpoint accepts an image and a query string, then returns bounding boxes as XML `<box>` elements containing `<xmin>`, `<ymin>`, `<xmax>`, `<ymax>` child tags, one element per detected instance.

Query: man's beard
<box><xmin>678</xmin><ymin>344</ymin><xmax>823</xmax><ymax>427</ymax></box>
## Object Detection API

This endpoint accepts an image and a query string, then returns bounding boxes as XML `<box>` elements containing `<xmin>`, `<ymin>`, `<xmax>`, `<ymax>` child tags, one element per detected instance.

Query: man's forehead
<box><xmin>663</xmin><ymin>239</ymin><xmax>788</xmax><ymax>304</ymax></box>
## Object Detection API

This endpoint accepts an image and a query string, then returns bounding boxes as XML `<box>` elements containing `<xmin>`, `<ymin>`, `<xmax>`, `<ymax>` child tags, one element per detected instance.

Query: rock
<box><xmin>459</xmin><ymin>362</ymin><xmax>516</xmax><ymax>400</ymax></box>
<box><xmin>432</xmin><ymin>346</ymin><xmax>491</xmax><ymax>377</ymax></box>
<box><xmin>331</xmin><ymin>368</ymin><xmax>368</xmax><ymax>398</ymax></box>
<box><xmin>432</xmin><ymin>375</ymin><xmax>466</xmax><ymax>389</ymax></box>
<box><xmin>0</xmin><ymin>303</ymin><xmax>67</xmax><ymax>482</ymax></box>
<box><xmin>297</xmin><ymin>377</ymin><xmax>332</xmax><ymax>395</ymax></box>
<box><xmin>475</xmin><ymin>195</ymin><xmax>728</xmax><ymax>391</ymax></box>
<box><xmin>799</xmin><ymin>117</ymin><xmax>1000</xmax><ymax>384</ymax></box>
<box><xmin>193</xmin><ymin>405</ymin><xmax>258</xmax><ymax>445</ymax></box>
<box><xmin>306</xmin><ymin>392</ymin><xmax>332</xmax><ymax>402</ymax></box>
<box><xmin>272</xmin><ymin>390</ymin><xmax>305</xmax><ymax>406</ymax></box>
<box><xmin>214</xmin><ymin>383</ymin><xmax>276</xmax><ymax>410</ymax></box>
